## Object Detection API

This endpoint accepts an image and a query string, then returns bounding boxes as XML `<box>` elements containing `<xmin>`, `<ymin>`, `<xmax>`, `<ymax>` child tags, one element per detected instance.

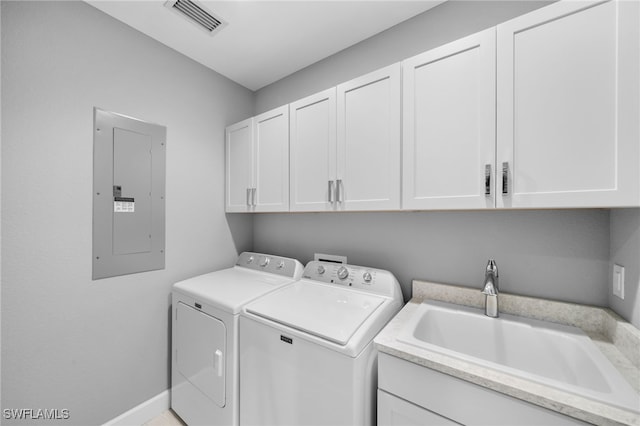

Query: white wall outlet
<box><xmin>613</xmin><ymin>264</ymin><xmax>625</xmax><ymax>300</ymax></box>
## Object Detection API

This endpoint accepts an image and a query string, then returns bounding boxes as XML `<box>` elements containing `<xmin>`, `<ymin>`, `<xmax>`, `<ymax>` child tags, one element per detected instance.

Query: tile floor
<box><xmin>143</xmin><ymin>409</ymin><xmax>186</xmax><ymax>426</ymax></box>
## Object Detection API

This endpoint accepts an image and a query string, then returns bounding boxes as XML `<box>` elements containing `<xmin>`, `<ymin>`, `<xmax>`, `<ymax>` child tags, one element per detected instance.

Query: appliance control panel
<box><xmin>302</xmin><ymin>260</ymin><xmax>401</xmax><ymax>298</ymax></box>
<box><xmin>236</xmin><ymin>252</ymin><xmax>303</xmax><ymax>279</ymax></box>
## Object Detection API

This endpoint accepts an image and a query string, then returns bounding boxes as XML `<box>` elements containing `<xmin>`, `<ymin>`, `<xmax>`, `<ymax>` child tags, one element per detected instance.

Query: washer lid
<box><xmin>245</xmin><ymin>281</ymin><xmax>386</xmax><ymax>345</ymax></box>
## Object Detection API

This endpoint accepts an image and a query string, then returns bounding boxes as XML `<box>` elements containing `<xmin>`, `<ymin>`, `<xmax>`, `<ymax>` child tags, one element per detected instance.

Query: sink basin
<box><xmin>397</xmin><ymin>300</ymin><xmax>640</xmax><ymax>413</ymax></box>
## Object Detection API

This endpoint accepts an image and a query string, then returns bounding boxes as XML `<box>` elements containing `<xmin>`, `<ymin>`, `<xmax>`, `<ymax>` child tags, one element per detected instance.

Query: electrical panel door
<box><xmin>92</xmin><ymin>108</ymin><xmax>166</xmax><ymax>279</ymax></box>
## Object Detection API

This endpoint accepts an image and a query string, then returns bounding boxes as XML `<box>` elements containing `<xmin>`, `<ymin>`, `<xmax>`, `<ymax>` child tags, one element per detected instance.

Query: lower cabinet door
<box><xmin>378</xmin><ymin>390</ymin><xmax>460</xmax><ymax>426</ymax></box>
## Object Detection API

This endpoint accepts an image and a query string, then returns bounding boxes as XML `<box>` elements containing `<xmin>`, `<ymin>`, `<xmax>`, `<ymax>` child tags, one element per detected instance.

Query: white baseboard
<box><xmin>103</xmin><ymin>390</ymin><xmax>170</xmax><ymax>426</ymax></box>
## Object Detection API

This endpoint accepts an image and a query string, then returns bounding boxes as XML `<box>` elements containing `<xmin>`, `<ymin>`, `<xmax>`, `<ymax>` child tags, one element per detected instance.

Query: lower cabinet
<box><xmin>378</xmin><ymin>353</ymin><xmax>589</xmax><ymax>426</ymax></box>
<box><xmin>378</xmin><ymin>390</ymin><xmax>459</xmax><ymax>426</ymax></box>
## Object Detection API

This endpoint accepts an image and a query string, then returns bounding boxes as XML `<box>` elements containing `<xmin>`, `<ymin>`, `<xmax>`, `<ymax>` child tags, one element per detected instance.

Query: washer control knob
<box><xmin>363</xmin><ymin>271</ymin><xmax>372</xmax><ymax>283</ymax></box>
<box><xmin>317</xmin><ymin>265</ymin><xmax>326</xmax><ymax>275</ymax></box>
<box><xmin>247</xmin><ymin>256</ymin><xmax>254</xmax><ymax>264</ymax></box>
<box><xmin>276</xmin><ymin>261</ymin><xmax>285</xmax><ymax>270</ymax></box>
<box><xmin>259</xmin><ymin>257</ymin><xmax>270</xmax><ymax>267</ymax></box>
<box><xmin>337</xmin><ymin>266</ymin><xmax>349</xmax><ymax>280</ymax></box>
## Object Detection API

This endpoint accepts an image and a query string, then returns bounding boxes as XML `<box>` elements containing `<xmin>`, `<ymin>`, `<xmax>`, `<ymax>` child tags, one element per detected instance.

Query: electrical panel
<box><xmin>92</xmin><ymin>108</ymin><xmax>166</xmax><ymax>279</ymax></box>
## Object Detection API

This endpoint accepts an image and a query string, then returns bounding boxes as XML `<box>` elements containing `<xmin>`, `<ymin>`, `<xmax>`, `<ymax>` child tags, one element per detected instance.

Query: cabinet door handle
<box><xmin>336</xmin><ymin>179</ymin><xmax>343</xmax><ymax>203</ymax></box>
<box><xmin>246</xmin><ymin>188</ymin><xmax>252</xmax><ymax>206</ymax></box>
<box><xmin>485</xmin><ymin>164</ymin><xmax>492</xmax><ymax>196</ymax></box>
<box><xmin>251</xmin><ymin>188</ymin><xmax>257</xmax><ymax>206</ymax></box>
<box><xmin>502</xmin><ymin>162</ymin><xmax>509</xmax><ymax>195</ymax></box>
<box><xmin>328</xmin><ymin>180</ymin><xmax>335</xmax><ymax>203</ymax></box>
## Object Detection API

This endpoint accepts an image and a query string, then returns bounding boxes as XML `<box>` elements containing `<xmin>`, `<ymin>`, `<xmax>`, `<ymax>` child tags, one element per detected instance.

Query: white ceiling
<box><xmin>85</xmin><ymin>1</ymin><xmax>444</xmax><ymax>91</ymax></box>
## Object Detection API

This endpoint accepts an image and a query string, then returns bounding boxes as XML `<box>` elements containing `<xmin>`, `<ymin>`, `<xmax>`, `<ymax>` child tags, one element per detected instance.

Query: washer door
<box><xmin>176</xmin><ymin>302</ymin><xmax>226</xmax><ymax>407</ymax></box>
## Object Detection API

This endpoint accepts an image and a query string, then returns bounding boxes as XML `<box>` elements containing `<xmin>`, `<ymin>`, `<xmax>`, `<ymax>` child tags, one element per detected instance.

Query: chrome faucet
<box><xmin>481</xmin><ymin>259</ymin><xmax>499</xmax><ymax>318</ymax></box>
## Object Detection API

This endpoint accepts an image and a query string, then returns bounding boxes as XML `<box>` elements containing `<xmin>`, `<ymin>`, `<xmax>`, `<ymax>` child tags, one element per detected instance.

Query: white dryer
<box><xmin>239</xmin><ymin>260</ymin><xmax>403</xmax><ymax>426</ymax></box>
<box><xmin>171</xmin><ymin>252</ymin><xmax>303</xmax><ymax>426</ymax></box>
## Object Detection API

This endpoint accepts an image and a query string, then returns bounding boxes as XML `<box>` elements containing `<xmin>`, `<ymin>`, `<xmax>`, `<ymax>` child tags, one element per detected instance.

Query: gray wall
<box><xmin>255</xmin><ymin>0</ymin><xmax>552</xmax><ymax>114</ymax></box>
<box><xmin>253</xmin><ymin>210</ymin><xmax>611</xmax><ymax>306</ymax></box>
<box><xmin>1</xmin><ymin>1</ymin><xmax>253</xmax><ymax>424</ymax></box>
<box><xmin>252</xmin><ymin>0</ymin><xmax>638</xmax><ymax>321</ymax></box>
<box><xmin>610</xmin><ymin>209</ymin><xmax>640</xmax><ymax>328</ymax></box>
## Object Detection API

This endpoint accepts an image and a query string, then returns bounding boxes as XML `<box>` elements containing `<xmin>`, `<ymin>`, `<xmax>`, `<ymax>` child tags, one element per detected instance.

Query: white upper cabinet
<box><xmin>225</xmin><ymin>118</ymin><xmax>254</xmax><ymax>212</ymax></box>
<box><xmin>289</xmin><ymin>88</ymin><xmax>337</xmax><ymax>212</ymax></box>
<box><xmin>497</xmin><ymin>0</ymin><xmax>639</xmax><ymax>208</ymax></box>
<box><xmin>337</xmin><ymin>64</ymin><xmax>401</xmax><ymax>211</ymax></box>
<box><xmin>227</xmin><ymin>0</ymin><xmax>639</xmax><ymax>213</ymax></box>
<box><xmin>253</xmin><ymin>106</ymin><xmax>290</xmax><ymax>212</ymax></box>
<box><xmin>402</xmin><ymin>29</ymin><xmax>497</xmax><ymax>210</ymax></box>
<box><xmin>290</xmin><ymin>65</ymin><xmax>401</xmax><ymax>212</ymax></box>
<box><xmin>225</xmin><ymin>105</ymin><xmax>290</xmax><ymax>212</ymax></box>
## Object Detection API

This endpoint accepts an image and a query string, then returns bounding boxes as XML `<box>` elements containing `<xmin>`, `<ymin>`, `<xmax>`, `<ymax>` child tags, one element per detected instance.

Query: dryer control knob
<box><xmin>247</xmin><ymin>256</ymin><xmax>254</xmax><ymax>264</ymax></box>
<box><xmin>317</xmin><ymin>265</ymin><xmax>326</xmax><ymax>275</ymax></box>
<box><xmin>363</xmin><ymin>271</ymin><xmax>372</xmax><ymax>283</ymax></box>
<box><xmin>337</xmin><ymin>266</ymin><xmax>349</xmax><ymax>280</ymax></box>
<box><xmin>259</xmin><ymin>257</ymin><xmax>270</xmax><ymax>267</ymax></box>
<box><xmin>276</xmin><ymin>261</ymin><xmax>285</xmax><ymax>270</ymax></box>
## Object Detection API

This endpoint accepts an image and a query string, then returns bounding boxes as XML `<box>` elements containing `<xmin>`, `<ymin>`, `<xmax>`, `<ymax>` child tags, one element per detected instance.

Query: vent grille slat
<box><xmin>175</xmin><ymin>0</ymin><xmax>220</xmax><ymax>30</ymax></box>
<box><xmin>168</xmin><ymin>0</ymin><xmax>225</xmax><ymax>34</ymax></box>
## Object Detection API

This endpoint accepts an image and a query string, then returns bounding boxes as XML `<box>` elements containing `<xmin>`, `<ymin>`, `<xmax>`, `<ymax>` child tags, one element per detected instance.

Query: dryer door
<box><xmin>176</xmin><ymin>302</ymin><xmax>226</xmax><ymax>407</ymax></box>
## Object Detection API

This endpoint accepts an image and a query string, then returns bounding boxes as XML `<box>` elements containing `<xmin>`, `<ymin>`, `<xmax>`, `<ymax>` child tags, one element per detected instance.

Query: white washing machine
<box><xmin>239</xmin><ymin>260</ymin><xmax>403</xmax><ymax>426</ymax></box>
<box><xmin>171</xmin><ymin>252</ymin><xmax>303</xmax><ymax>426</ymax></box>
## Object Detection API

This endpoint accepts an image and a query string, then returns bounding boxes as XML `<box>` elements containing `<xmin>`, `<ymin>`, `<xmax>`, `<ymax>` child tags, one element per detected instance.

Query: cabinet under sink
<box><xmin>377</xmin><ymin>352</ymin><xmax>590</xmax><ymax>426</ymax></box>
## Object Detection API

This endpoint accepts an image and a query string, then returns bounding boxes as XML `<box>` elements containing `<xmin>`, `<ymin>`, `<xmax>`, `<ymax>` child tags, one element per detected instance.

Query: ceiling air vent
<box><xmin>165</xmin><ymin>0</ymin><xmax>227</xmax><ymax>36</ymax></box>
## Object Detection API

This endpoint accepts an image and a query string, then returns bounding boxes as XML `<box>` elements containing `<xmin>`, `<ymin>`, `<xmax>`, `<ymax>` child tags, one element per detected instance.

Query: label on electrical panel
<box><xmin>114</xmin><ymin>197</ymin><xmax>135</xmax><ymax>213</ymax></box>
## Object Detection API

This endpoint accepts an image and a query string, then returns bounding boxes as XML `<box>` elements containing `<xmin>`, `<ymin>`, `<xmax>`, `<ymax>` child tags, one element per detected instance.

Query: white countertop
<box><xmin>374</xmin><ymin>281</ymin><xmax>640</xmax><ymax>426</ymax></box>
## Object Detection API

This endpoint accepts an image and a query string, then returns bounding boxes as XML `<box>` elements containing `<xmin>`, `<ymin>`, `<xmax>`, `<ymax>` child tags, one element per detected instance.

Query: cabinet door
<box><xmin>254</xmin><ymin>106</ymin><xmax>289</xmax><ymax>212</ymax></box>
<box><xmin>290</xmin><ymin>88</ymin><xmax>337</xmax><ymax>212</ymax></box>
<box><xmin>379</xmin><ymin>353</ymin><xmax>590</xmax><ymax>426</ymax></box>
<box><xmin>497</xmin><ymin>0</ymin><xmax>639</xmax><ymax>208</ymax></box>
<box><xmin>336</xmin><ymin>64</ymin><xmax>401</xmax><ymax>211</ymax></box>
<box><xmin>225</xmin><ymin>118</ymin><xmax>254</xmax><ymax>212</ymax></box>
<box><xmin>378</xmin><ymin>390</ymin><xmax>460</xmax><ymax>426</ymax></box>
<box><xmin>402</xmin><ymin>29</ymin><xmax>497</xmax><ymax>210</ymax></box>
